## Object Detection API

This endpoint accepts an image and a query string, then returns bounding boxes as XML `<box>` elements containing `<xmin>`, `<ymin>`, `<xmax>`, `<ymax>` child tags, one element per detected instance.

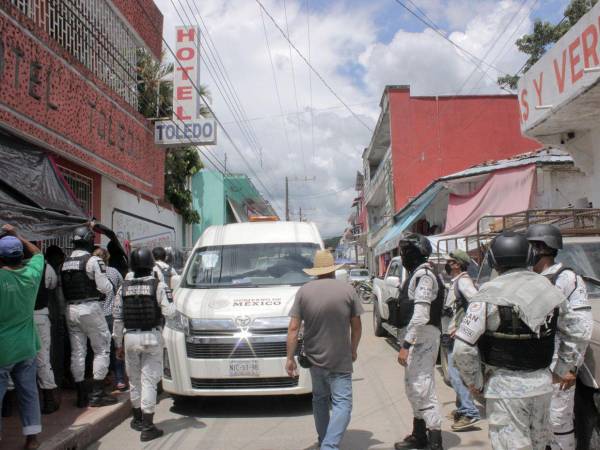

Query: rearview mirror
<box><xmin>386</xmin><ymin>276</ymin><xmax>400</xmax><ymax>288</ymax></box>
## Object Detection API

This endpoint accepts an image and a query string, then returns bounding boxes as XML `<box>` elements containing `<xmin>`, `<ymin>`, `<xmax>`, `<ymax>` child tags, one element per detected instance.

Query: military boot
<box><xmin>89</xmin><ymin>379</ymin><xmax>117</xmax><ymax>407</ymax></box>
<box><xmin>394</xmin><ymin>418</ymin><xmax>428</xmax><ymax>449</ymax></box>
<box><xmin>140</xmin><ymin>413</ymin><xmax>164</xmax><ymax>442</ymax></box>
<box><xmin>427</xmin><ymin>429</ymin><xmax>443</xmax><ymax>450</ymax></box>
<box><xmin>130</xmin><ymin>407</ymin><xmax>143</xmax><ymax>431</ymax></box>
<box><xmin>75</xmin><ymin>381</ymin><xmax>88</xmax><ymax>408</ymax></box>
<box><xmin>41</xmin><ymin>389</ymin><xmax>60</xmax><ymax>414</ymax></box>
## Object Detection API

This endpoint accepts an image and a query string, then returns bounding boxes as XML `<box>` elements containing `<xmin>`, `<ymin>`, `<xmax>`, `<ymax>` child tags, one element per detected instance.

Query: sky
<box><xmin>153</xmin><ymin>0</ymin><xmax>570</xmax><ymax>238</ymax></box>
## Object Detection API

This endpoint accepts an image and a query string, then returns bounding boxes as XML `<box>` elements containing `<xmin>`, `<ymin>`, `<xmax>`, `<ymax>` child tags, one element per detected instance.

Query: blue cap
<box><xmin>0</xmin><ymin>236</ymin><xmax>24</xmax><ymax>259</ymax></box>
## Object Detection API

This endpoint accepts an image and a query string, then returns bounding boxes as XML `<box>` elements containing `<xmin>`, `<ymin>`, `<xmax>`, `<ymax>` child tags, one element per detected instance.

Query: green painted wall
<box><xmin>190</xmin><ymin>170</ymin><xmax>277</xmax><ymax>243</ymax></box>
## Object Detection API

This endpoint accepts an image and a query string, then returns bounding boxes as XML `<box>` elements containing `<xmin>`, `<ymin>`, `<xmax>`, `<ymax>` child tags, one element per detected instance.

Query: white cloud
<box><xmin>154</xmin><ymin>0</ymin><xmax>537</xmax><ymax>238</ymax></box>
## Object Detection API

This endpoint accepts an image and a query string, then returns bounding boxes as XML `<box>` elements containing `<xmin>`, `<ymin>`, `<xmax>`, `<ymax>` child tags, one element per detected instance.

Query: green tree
<box><xmin>498</xmin><ymin>0</ymin><xmax>598</xmax><ymax>90</ymax></box>
<box><xmin>137</xmin><ymin>50</ymin><xmax>211</xmax><ymax>224</ymax></box>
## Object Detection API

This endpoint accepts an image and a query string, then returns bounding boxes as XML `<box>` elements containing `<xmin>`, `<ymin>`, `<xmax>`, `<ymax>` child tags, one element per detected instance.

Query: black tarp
<box><xmin>0</xmin><ymin>132</ymin><xmax>88</xmax><ymax>240</ymax></box>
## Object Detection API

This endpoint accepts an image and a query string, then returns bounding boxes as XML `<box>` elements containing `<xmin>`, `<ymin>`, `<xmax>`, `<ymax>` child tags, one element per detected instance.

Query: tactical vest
<box><xmin>452</xmin><ymin>274</ymin><xmax>470</xmax><ymax>327</ymax></box>
<box><xmin>478</xmin><ymin>306</ymin><xmax>558</xmax><ymax>371</ymax></box>
<box><xmin>61</xmin><ymin>254</ymin><xmax>98</xmax><ymax>302</ymax></box>
<box><xmin>393</xmin><ymin>268</ymin><xmax>445</xmax><ymax>330</ymax></box>
<box><xmin>547</xmin><ymin>266</ymin><xmax>578</xmax><ymax>300</ymax></box>
<box><xmin>122</xmin><ymin>278</ymin><xmax>162</xmax><ymax>331</ymax></box>
<box><xmin>35</xmin><ymin>262</ymin><xmax>49</xmax><ymax>310</ymax></box>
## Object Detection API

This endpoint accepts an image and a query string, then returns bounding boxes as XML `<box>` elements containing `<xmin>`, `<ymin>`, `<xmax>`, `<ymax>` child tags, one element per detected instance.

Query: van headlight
<box><xmin>166</xmin><ymin>310</ymin><xmax>189</xmax><ymax>334</ymax></box>
<box><xmin>251</xmin><ymin>316</ymin><xmax>290</xmax><ymax>330</ymax></box>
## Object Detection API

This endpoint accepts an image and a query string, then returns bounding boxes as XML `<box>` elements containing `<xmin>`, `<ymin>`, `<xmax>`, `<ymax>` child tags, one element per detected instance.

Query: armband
<box><xmin>401</xmin><ymin>341</ymin><xmax>413</xmax><ymax>350</ymax></box>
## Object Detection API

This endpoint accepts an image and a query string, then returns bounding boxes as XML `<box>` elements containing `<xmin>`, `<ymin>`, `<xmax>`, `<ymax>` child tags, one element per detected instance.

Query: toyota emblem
<box><xmin>235</xmin><ymin>316</ymin><xmax>252</xmax><ymax>328</ymax></box>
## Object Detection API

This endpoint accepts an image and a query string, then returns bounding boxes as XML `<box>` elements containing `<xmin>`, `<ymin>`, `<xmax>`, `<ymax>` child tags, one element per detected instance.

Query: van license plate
<box><xmin>229</xmin><ymin>360</ymin><xmax>260</xmax><ymax>377</ymax></box>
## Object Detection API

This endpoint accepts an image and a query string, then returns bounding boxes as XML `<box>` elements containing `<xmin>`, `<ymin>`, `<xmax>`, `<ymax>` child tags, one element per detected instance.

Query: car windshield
<box><xmin>477</xmin><ymin>241</ymin><xmax>600</xmax><ymax>296</ymax></box>
<box><xmin>183</xmin><ymin>243</ymin><xmax>319</xmax><ymax>288</ymax></box>
<box><xmin>350</xmin><ymin>269</ymin><xmax>369</xmax><ymax>277</ymax></box>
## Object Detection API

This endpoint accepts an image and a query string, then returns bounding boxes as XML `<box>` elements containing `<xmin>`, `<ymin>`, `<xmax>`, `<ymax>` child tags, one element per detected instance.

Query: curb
<box><xmin>40</xmin><ymin>398</ymin><xmax>131</xmax><ymax>450</ymax></box>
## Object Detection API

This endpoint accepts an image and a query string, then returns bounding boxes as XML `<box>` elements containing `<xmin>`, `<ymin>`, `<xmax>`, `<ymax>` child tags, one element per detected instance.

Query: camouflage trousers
<box><xmin>487</xmin><ymin>393</ymin><xmax>552</xmax><ymax>450</ymax></box>
<box><xmin>548</xmin><ymin>383</ymin><xmax>575</xmax><ymax>450</ymax></box>
<box><xmin>404</xmin><ymin>335</ymin><xmax>442</xmax><ymax>430</ymax></box>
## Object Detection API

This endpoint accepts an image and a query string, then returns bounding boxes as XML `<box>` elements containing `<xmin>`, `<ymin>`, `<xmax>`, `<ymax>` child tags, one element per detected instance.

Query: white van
<box><xmin>162</xmin><ymin>220</ymin><xmax>323</xmax><ymax>397</ymax></box>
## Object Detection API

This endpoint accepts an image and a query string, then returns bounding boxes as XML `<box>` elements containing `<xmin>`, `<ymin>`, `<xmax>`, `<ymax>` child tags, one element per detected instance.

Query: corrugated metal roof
<box><xmin>439</xmin><ymin>147</ymin><xmax>572</xmax><ymax>181</ymax></box>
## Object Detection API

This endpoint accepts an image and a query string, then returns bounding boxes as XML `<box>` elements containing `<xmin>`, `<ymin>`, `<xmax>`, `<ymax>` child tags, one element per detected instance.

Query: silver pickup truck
<box><xmin>371</xmin><ymin>256</ymin><xmax>406</xmax><ymax>338</ymax></box>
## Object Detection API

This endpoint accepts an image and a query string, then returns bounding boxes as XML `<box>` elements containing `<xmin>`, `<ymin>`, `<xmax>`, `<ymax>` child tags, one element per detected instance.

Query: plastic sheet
<box><xmin>0</xmin><ymin>132</ymin><xmax>88</xmax><ymax>240</ymax></box>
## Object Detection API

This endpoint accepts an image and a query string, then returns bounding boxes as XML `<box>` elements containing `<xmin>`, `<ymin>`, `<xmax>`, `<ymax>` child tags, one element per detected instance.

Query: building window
<box><xmin>10</xmin><ymin>0</ymin><xmax>141</xmax><ymax>109</ymax></box>
<box><xmin>57</xmin><ymin>165</ymin><xmax>93</xmax><ymax>217</ymax></box>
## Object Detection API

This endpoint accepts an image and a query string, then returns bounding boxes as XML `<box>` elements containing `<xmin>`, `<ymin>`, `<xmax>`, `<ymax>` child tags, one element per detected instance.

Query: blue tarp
<box><xmin>374</xmin><ymin>183</ymin><xmax>444</xmax><ymax>256</ymax></box>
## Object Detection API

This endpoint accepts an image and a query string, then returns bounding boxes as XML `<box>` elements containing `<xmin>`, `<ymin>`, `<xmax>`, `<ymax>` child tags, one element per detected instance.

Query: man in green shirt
<box><xmin>0</xmin><ymin>224</ymin><xmax>44</xmax><ymax>450</ymax></box>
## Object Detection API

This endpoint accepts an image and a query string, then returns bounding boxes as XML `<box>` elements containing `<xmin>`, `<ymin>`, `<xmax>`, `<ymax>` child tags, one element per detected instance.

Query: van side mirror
<box><xmin>386</xmin><ymin>276</ymin><xmax>400</xmax><ymax>288</ymax></box>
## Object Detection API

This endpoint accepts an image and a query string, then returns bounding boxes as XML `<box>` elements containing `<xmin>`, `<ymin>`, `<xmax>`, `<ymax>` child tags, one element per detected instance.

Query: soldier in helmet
<box><xmin>526</xmin><ymin>224</ymin><xmax>593</xmax><ymax>450</ymax></box>
<box><xmin>394</xmin><ymin>233</ymin><xmax>445</xmax><ymax>450</ymax></box>
<box><xmin>60</xmin><ymin>225</ymin><xmax>116</xmax><ymax>408</ymax></box>
<box><xmin>453</xmin><ymin>231</ymin><xmax>587</xmax><ymax>450</ymax></box>
<box><xmin>113</xmin><ymin>248</ymin><xmax>175</xmax><ymax>442</ymax></box>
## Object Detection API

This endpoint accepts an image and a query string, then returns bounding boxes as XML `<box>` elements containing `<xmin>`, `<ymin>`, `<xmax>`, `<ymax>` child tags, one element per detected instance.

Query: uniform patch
<box><xmin>165</xmin><ymin>288</ymin><xmax>174</xmax><ymax>303</ymax></box>
<box><xmin>124</xmin><ymin>285</ymin><xmax>154</xmax><ymax>296</ymax></box>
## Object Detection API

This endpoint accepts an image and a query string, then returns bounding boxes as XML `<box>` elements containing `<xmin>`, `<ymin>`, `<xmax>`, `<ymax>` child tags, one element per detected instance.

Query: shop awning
<box><xmin>374</xmin><ymin>183</ymin><xmax>444</xmax><ymax>256</ymax></box>
<box><xmin>441</xmin><ymin>164</ymin><xmax>535</xmax><ymax>237</ymax></box>
<box><xmin>0</xmin><ymin>132</ymin><xmax>88</xmax><ymax>240</ymax></box>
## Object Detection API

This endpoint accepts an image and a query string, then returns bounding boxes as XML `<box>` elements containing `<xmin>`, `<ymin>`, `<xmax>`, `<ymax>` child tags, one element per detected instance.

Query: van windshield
<box><xmin>183</xmin><ymin>243</ymin><xmax>319</xmax><ymax>288</ymax></box>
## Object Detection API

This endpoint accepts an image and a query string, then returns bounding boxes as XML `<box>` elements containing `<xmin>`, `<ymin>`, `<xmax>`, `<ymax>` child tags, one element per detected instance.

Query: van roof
<box><xmin>194</xmin><ymin>221</ymin><xmax>324</xmax><ymax>248</ymax></box>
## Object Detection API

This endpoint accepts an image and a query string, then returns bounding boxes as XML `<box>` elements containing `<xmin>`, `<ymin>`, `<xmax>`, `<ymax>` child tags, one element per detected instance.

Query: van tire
<box><xmin>373</xmin><ymin>305</ymin><xmax>386</xmax><ymax>337</ymax></box>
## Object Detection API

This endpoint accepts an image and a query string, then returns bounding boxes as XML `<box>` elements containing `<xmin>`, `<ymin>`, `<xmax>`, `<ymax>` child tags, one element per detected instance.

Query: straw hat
<box><xmin>303</xmin><ymin>250</ymin><xmax>343</xmax><ymax>277</ymax></box>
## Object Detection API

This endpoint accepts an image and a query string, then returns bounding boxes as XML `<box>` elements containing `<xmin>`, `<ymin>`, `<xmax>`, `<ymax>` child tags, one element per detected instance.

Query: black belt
<box><xmin>125</xmin><ymin>327</ymin><xmax>161</xmax><ymax>333</ymax></box>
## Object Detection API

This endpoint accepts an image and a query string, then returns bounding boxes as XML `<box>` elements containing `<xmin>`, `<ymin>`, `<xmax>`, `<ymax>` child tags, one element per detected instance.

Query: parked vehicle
<box><xmin>163</xmin><ymin>220</ymin><xmax>323</xmax><ymax>398</ymax></box>
<box><xmin>372</xmin><ymin>256</ymin><xmax>407</xmax><ymax>337</ymax></box>
<box><xmin>349</xmin><ymin>268</ymin><xmax>370</xmax><ymax>284</ymax></box>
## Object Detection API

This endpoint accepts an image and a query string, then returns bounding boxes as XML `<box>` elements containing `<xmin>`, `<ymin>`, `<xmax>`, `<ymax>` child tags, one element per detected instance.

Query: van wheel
<box><xmin>440</xmin><ymin>345</ymin><xmax>451</xmax><ymax>387</ymax></box>
<box><xmin>373</xmin><ymin>306</ymin><xmax>386</xmax><ymax>337</ymax></box>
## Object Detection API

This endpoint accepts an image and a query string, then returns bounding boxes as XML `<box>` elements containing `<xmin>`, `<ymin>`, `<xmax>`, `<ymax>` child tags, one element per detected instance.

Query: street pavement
<box><xmin>89</xmin><ymin>305</ymin><xmax>491</xmax><ymax>449</ymax></box>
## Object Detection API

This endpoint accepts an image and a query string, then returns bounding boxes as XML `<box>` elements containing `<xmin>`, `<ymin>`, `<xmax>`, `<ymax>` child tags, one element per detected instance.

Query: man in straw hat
<box><xmin>286</xmin><ymin>249</ymin><xmax>363</xmax><ymax>450</ymax></box>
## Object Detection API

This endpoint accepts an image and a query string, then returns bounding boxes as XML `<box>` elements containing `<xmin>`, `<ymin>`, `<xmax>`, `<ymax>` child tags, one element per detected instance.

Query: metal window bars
<box><xmin>9</xmin><ymin>0</ymin><xmax>141</xmax><ymax>109</ymax></box>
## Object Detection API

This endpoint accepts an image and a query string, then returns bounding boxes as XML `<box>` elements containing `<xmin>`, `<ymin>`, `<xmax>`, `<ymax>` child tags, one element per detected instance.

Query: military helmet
<box><xmin>525</xmin><ymin>224</ymin><xmax>563</xmax><ymax>250</ymax></box>
<box><xmin>130</xmin><ymin>248</ymin><xmax>155</xmax><ymax>271</ymax></box>
<box><xmin>72</xmin><ymin>226</ymin><xmax>95</xmax><ymax>245</ymax></box>
<box><xmin>399</xmin><ymin>233</ymin><xmax>432</xmax><ymax>257</ymax></box>
<box><xmin>488</xmin><ymin>231</ymin><xmax>530</xmax><ymax>270</ymax></box>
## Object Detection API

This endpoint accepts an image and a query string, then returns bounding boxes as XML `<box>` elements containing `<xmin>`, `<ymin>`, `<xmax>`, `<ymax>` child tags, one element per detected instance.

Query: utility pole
<box><xmin>285</xmin><ymin>176</ymin><xmax>289</xmax><ymax>221</ymax></box>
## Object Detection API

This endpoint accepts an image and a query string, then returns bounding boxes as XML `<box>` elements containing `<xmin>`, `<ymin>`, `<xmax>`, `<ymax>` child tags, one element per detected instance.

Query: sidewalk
<box><xmin>2</xmin><ymin>389</ymin><xmax>130</xmax><ymax>450</ymax></box>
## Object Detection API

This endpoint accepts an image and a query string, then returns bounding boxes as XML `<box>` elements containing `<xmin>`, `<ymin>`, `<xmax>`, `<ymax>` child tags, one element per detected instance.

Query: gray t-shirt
<box><xmin>289</xmin><ymin>278</ymin><xmax>363</xmax><ymax>373</ymax></box>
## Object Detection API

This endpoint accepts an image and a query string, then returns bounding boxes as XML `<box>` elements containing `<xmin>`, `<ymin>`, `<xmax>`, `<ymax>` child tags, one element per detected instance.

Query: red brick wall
<box><xmin>0</xmin><ymin>2</ymin><xmax>165</xmax><ymax>199</ymax></box>
<box><xmin>111</xmin><ymin>0</ymin><xmax>163</xmax><ymax>59</ymax></box>
<box><xmin>388</xmin><ymin>87</ymin><xmax>541</xmax><ymax>212</ymax></box>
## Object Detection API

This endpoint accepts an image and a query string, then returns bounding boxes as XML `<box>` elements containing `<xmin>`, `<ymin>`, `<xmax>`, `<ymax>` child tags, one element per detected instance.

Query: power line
<box><xmin>283</xmin><ymin>0</ymin><xmax>307</xmax><ymax>174</ymax></box>
<box><xmin>392</xmin><ymin>0</ymin><xmax>509</xmax><ymax>77</ymax></box>
<box><xmin>259</xmin><ymin>6</ymin><xmax>295</xmax><ymax>173</ymax></box>
<box><xmin>468</xmin><ymin>0</ymin><xmax>539</xmax><ymax>94</ymax></box>
<box><xmin>456</xmin><ymin>0</ymin><xmax>528</xmax><ymax>95</ymax></box>
<box><xmin>306</xmin><ymin>0</ymin><xmax>315</xmax><ymax>157</ymax></box>
<box><xmin>181</xmin><ymin>0</ymin><xmax>266</xmax><ymax>165</ymax></box>
<box><xmin>133</xmin><ymin>0</ymin><xmax>284</xmax><ymax>217</ymax></box>
<box><xmin>174</xmin><ymin>0</ymin><xmax>264</xmax><ymax>166</ymax></box>
<box><xmin>255</xmin><ymin>0</ymin><xmax>374</xmax><ymax>132</ymax></box>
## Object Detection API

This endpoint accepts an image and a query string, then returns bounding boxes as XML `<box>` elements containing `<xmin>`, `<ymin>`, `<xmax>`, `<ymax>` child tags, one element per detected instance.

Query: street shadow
<box><xmin>169</xmin><ymin>394</ymin><xmax>313</xmax><ymax>419</ymax></box>
<box><xmin>340</xmin><ymin>429</ymin><xmax>384</xmax><ymax>449</ymax></box>
<box><xmin>443</xmin><ymin>430</ymin><xmax>489</xmax><ymax>448</ymax></box>
<box><xmin>155</xmin><ymin>415</ymin><xmax>206</xmax><ymax>435</ymax></box>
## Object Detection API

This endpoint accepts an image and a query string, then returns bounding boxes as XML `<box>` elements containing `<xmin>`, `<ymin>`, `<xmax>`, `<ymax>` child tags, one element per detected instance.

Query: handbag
<box><xmin>297</xmin><ymin>341</ymin><xmax>312</xmax><ymax>368</ymax></box>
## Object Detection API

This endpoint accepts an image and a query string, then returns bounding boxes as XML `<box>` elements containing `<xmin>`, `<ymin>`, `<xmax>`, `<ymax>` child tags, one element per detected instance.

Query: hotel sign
<box><xmin>155</xmin><ymin>26</ymin><xmax>216</xmax><ymax>146</ymax></box>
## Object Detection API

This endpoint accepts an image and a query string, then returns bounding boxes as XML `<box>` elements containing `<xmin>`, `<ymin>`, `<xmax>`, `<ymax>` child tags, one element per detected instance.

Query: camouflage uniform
<box><xmin>399</xmin><ymin>262</ymin><xmax>442</xmax><ymax>431</ymax></box>
<box><xmin>453</xmin><ymin>269</ymin><xmax>587</xmax><ymax>450</ymax></box>
<box><xmin>543</xmin><ymin>263</ymin><xmax>593</xmax><ymax>450</ymax></box>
